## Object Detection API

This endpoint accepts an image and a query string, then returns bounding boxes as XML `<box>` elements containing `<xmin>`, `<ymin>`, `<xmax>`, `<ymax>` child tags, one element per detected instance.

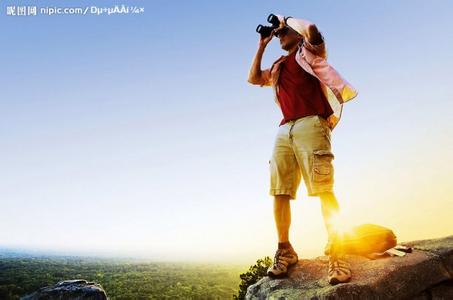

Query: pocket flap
<box><xmin>313</xmin><ymin>149</ymin><xmax>334</xmax><ymax>158</ymax></box>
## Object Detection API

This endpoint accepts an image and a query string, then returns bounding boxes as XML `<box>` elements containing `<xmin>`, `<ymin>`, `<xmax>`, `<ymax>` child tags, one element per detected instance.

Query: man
<box><xmin>247</xmin><ymin>14</ymin><xmax>358</xmax><ymax>285</ymax></box>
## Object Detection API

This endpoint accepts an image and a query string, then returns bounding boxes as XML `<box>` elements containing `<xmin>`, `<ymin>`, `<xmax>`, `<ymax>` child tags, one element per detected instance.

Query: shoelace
<box><xmin>328</xmin><ymin>257</ymin><xmax>350</xmax><ymax>273</ymax></box>
<box><xmin>273</xmin><ymin>249</ymin><xmax>285</xmax><ymax>269</ymax></box>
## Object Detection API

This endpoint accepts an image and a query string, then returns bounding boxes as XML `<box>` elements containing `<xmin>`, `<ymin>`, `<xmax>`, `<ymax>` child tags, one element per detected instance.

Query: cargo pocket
<box><xmin>312</xmin><ymin>149</ymin><xmax>334</xmax><ymax>184</ymax></box>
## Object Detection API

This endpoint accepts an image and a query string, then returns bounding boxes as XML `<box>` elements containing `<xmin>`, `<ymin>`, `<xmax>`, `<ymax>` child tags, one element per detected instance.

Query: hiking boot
<box><xmin>267</xmin><ymin>246</ymin><xmax>299</xmax><ymax>278</ymax></box>
<box><xmin>327</xmin><ymin>254</ymin><xmax>352</xmax><ymax>284</ymax></box>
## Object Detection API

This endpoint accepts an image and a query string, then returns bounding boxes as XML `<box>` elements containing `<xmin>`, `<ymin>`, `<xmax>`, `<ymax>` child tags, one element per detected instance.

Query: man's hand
<box><xmin>258</xmin><ymin>28</ymin><xmax>277</xmax><ymax>48</ymax></box>
<box><xmin>258</xmin><ymin>14</ymin><xmax>288</xmax><ymax>48</ymax></box>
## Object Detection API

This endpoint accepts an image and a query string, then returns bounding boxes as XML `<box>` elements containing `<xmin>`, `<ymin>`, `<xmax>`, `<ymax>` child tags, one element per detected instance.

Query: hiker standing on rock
<box><xmin>247</xmin><ymin>14</ymin><xmax>358</xmax><ymax>285</ymax></box>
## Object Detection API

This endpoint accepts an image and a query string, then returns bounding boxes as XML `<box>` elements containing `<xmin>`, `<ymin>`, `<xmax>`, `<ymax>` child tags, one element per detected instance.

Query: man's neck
<box><xmin>286</xmin><ymin>44</ymin><xmax>299</xmax><ymax>56</ymax></box>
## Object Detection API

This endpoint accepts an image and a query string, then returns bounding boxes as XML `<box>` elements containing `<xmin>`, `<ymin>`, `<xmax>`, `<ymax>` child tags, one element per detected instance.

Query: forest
<box><xmin>0</xmin><ymin>253</ymin><xmax>251</xmax><ymax>299</ymax></box>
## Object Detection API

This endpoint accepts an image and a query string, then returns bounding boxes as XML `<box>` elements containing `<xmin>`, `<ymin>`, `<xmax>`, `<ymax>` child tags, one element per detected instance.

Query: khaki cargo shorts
<box><xmin>269</xmin><ymin>115</ymin><xmax>334</xmax><ymax>200</ymax></box>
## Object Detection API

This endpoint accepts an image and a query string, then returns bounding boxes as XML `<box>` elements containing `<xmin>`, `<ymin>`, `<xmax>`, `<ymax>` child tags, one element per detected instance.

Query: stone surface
<box><xmin>21</xmin><ymin>279</ymin><xmax>108</xmax><ymax>300</ymax></box>
<box><xmin>246</xmin><ymin>235</ymin><xmax>453</xmax><ymax>300</ymax></box>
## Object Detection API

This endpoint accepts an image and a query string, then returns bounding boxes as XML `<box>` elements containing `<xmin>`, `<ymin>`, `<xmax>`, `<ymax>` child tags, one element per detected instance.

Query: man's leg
<box><xmin>319</xmin><ymin>191</ymin><xmax>352</xmax><ymax>284</ymax></box>
<box><xmin>273</xmin><ymin>194</ymin><xmax>292</xmax><ymax>243</ymax></box>
<box><xmin>319</xmin><ymin>191</ymin><xmax>340</xmax><ymax>242</ymax></box>
<box><xmin>289</xmin><ymin>115</ymin><xmax>351</xmax><ymax>284</ymax></box>
<box><xmin>267</xmin><ymin>194</ymin><xmax>299</xmax><ymax>278</ymax></box>
<box><xmin>267</xmin><ymin>121</ymin><xmax>301</xmax><ymax>277</ymax></box>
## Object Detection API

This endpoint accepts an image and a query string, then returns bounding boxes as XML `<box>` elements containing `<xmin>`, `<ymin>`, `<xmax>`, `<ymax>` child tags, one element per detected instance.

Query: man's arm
<box><xmin>247</xmin><ymin>44</ymin><xmax>272</xmax><ymax>87</ymax></box>
<box><xmin>304</xmin><ymin>24</ymin><xmax>326</xmax><ymax>58</ymax></box>
<box><xmin>306</xmin><ymin>24</ymin><xmax>324</xmax><ymax>46</ymax></box>
<box><xmin>286</xmin><ymin>17</ymin><xmax>326</xmax><ymax>57</ymax></box>
<box><xmin>247</xmin><ymin>26</ymin><xmax>280</xmax><ymax>87</ymax></box>
<box><xmin>286</xmin><ymin>16</ymin><xmax>323</xmax><ymax>45</ymax></box>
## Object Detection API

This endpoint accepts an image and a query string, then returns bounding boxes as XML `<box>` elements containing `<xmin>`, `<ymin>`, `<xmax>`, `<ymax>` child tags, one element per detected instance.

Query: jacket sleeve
<box><xmin>303</xmin><ymin>32</ymin><xmax>327</xmax><ymax>59</ymax></box>
<box><xmin>285</xmin><ymin>16</ymin><xmax>327</xmax><ymax>59</ymax></box>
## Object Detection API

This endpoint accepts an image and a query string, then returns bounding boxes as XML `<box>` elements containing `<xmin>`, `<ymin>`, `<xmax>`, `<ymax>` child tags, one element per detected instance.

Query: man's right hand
<box><xmin>258</xmin><ymin>17</ymin><xmax>286</xmax><ymax>48</ymax></box>
<box><xmin>258</xmin><ymin>28</ymin><xmax>277</xmax><ymax>48</ymax></box>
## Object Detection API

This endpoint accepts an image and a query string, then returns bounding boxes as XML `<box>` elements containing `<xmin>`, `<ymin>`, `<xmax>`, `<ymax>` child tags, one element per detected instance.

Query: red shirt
<box><xmin>277</xmin><ymin>50</ymin><xmax>333</xmax><ymax>126</ymax></box>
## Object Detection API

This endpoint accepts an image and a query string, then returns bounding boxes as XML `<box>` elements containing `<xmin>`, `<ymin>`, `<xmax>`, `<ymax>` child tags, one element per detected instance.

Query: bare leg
<box><xmin>320</xmin><ymin>191</ymin><xmax>351</xmax><ymax>283</ymax></box>
<box><xmin>273</xmin><ymin>194</ymin><xmax>292</xmax><ymax>243</ymax></box>
<box><xmin>319</xmin><ymin>191</ymin><xmax>340</xmax><ymax>241</ymax></box>
<box><xmin>267</xmin><ymin>194</ymin><xmax>298</xmax><ymax>277</ymax></box>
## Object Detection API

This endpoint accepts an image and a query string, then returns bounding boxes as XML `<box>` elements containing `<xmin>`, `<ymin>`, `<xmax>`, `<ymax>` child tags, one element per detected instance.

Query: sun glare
<box><xmin>328</xmin><ymin>211</ymin><xmax>351</xmax><ymax>239</ymax></box>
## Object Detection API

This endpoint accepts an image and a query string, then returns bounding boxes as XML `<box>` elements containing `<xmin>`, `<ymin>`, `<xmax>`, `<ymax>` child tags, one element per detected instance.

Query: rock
<box><xmin>245</xmin><ymin>235</ymin><xmax>453</xmax><ymax>299</ymax></box>
<box><xmin>21</xmin><ymin>279</ymin><xmax>108</xmax><ymax>300</ymax></box>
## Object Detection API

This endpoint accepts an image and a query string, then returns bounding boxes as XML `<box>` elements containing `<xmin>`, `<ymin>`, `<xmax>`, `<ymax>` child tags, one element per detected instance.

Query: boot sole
<box><xmin>267</xmin><ymin>271</ymin><xmax>288</xmax><ymax>278</ymax></box>
<box><xmin>329</xmin><ymin>276</ymin><xmax>351</xmax><ymax>285</ymax></box>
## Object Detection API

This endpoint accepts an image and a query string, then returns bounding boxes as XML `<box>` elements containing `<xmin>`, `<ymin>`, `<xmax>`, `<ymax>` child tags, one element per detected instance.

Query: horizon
<box><xmin>0</xmin><ymin>245</ymin><xmax>251</xmax><ymax>266</ymax></box>
<box><xmin>3</xmin><ymin>233</ymin><xmax>453</xmax><ymax>265</ymax></box>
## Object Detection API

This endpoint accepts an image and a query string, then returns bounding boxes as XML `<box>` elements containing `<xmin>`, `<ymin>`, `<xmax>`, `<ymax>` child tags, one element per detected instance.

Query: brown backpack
<box><xmin>327</xmin><ymin>223</ymin><xmax>398</xmax><ymax>259</ymax></box>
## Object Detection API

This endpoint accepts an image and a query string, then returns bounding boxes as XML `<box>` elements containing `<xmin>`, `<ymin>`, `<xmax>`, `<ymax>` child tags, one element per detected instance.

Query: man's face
<box><xmin>275</xmin><ymin>26</ymin><xmax>302</xmax><ymax>51</ymax></box>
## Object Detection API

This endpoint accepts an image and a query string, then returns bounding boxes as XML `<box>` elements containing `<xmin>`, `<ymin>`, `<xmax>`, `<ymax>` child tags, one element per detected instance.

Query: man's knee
<box><xmin>274</xmin><ymin>194</ymin><xmax>292</xmax><ymax>201</ymax></box>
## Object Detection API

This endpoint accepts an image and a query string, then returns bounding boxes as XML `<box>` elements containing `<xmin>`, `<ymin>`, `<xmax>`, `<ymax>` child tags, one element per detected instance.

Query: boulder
<box><xmin>21</xmin><ymin>279</ymin><xmax>108</xmax><ymax>300</ymax></box>
<box><xmin>246</xmin><ymin>235</ymin><xmax>453</xmax><ymax>299</ymax></box>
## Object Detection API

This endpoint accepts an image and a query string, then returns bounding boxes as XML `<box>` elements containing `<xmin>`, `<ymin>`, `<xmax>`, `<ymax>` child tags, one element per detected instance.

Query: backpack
<box><xmin>326</xmin><ymin>223</ymin><xmax>398</xmax><ymax>259</ymax></box>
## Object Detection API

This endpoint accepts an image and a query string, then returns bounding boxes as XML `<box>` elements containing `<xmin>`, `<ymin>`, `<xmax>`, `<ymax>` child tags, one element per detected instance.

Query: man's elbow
<box><xmin>307</xmin><ymin>24</ymin><xmax>324</xmax><ymax>46</ymax></box>
<box><xmin>247</xmin><ymin>75</ymin><xmax>262</xmax><ymax>85</ymax></box>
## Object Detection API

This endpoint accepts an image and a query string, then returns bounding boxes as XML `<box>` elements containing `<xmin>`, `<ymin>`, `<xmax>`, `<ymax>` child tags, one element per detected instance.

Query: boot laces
<box><xmin>273</xmin><ymin>248</ymin><xmax>291</xmax><ymax>269</ymax></box>
<box><xmin>273</xmin><ymin>249</ymin><xmax>284</xmax><ymax>269</ymax></box>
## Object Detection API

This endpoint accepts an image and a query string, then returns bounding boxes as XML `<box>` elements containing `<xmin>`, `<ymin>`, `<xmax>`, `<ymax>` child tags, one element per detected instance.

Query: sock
<box><xmin>278</xmin><ymin>241</ymin><xmax>292</xmax><ymax>249</ymax></box>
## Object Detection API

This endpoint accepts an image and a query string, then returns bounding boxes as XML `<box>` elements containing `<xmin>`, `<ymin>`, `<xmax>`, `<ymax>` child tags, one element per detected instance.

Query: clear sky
<box><xmin>1</xmin><ymin>0</ymin><xmax>452</xmax><ymax>264</ymax></box>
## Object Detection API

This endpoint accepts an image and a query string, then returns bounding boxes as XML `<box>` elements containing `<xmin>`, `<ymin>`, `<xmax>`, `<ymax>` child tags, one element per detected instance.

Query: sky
<box><xmin>1</xmin><ymin>0</ymin><xmax>452</xmax><ymax>265</ymax></box>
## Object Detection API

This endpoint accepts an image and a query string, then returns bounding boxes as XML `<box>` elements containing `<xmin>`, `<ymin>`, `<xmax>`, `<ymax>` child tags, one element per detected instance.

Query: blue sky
<box><xmin>1</xmin><ymin>1</ymin><xmax>452</xmax><ymax>263</ymax></box>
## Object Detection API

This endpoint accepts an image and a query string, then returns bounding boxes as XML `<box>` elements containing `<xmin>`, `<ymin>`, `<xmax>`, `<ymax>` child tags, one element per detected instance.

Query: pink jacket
<box><xmin>258</xmin><ymin>16</ymin><xmax>358</xmax><ymax>130</ymax></box>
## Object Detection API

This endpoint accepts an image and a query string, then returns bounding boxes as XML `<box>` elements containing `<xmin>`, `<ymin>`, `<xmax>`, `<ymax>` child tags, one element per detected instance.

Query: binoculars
<box><xmin>255</xmin><ymin>13</ymin><xmax>281</xmax><ymax>38</ymax></box>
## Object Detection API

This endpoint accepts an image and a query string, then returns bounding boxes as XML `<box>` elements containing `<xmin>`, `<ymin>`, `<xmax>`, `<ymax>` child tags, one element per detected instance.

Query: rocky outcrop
<box><xmin>21</xmin><ymin>279</ymin><xmax>108</xmax><ymax>300</ymax></box>
<box><xmin>246</xmin><ymin>235</ymin><xmax>453</xmax><ymax>299</ymax></box>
